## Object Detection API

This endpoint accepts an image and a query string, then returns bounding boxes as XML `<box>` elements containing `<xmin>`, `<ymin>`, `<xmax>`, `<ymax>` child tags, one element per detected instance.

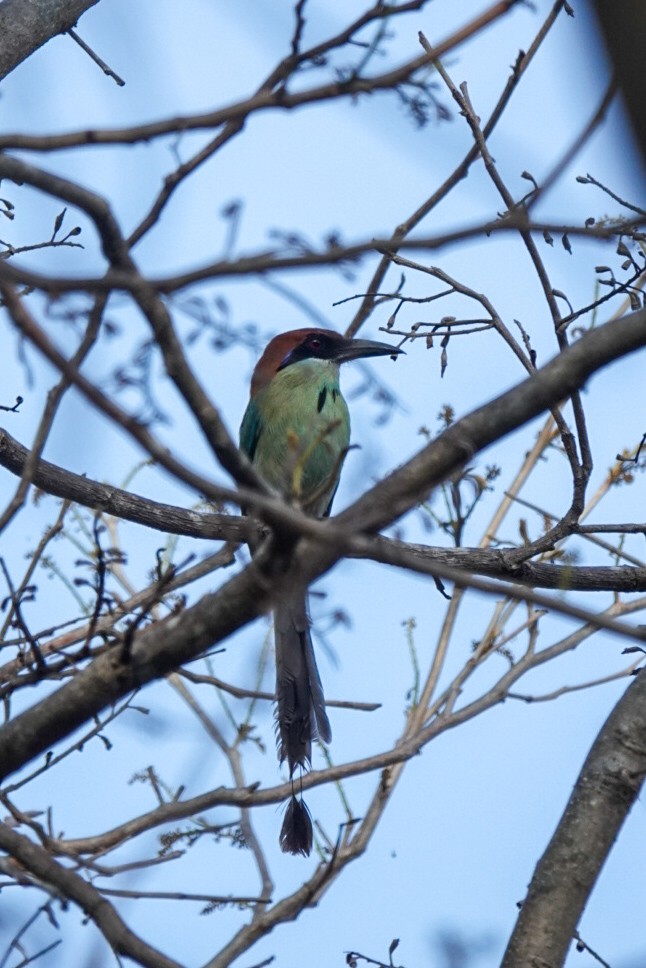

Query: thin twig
<box><xmin>66</xmin><ymin>28</ymin><xmax>125</xmax><ymax>86</ymax></box>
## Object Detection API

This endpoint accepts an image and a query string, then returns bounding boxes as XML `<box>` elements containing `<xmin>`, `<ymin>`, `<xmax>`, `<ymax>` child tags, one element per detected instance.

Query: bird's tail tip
<box><xmin>279</xmin><ymin>794</ymin><xmax>314</xmax><ymax>856</ymax></box>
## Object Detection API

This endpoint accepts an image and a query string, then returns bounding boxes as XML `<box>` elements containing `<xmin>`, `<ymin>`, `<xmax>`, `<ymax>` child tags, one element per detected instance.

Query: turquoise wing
<box><xmin>239</xmin><ymin>397</ymin><xmax>262</xmax><ymax>462</ymax></box>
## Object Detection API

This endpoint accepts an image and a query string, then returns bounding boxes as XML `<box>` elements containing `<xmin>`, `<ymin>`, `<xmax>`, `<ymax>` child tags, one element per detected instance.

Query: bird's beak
<box><xmin>334</xmin><ymin>336</ymin><xmax>404</xmax><ymax>363</ymax></box>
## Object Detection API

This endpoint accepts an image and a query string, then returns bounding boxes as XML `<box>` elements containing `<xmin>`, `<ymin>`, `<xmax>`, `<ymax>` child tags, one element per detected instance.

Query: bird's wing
<box><xmin>239</xmin><ymin>398</ymin><xmax>262</xmax><ymax>461</ymax></box>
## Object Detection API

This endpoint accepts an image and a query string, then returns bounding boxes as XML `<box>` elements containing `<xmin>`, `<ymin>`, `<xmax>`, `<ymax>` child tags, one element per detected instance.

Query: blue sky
<box><xmin>1</xmin><ymin>2</ymin><xmax>646</xmax><ymax>966</ymax></box>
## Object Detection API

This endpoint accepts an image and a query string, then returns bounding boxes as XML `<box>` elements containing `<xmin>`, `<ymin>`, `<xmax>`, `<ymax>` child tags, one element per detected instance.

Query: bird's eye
<box><xmin>308</xmin><ymin>336</ymin><xmax>321</xmax><ymax>350</ymax></box>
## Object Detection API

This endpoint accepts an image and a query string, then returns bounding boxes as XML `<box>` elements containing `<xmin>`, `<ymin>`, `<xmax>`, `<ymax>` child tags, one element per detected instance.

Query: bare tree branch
<box><xmin>0</xmin><ymin>822</ymin><xmax>184</xmax><ymax>968</ymax></box>
<box><xmin>0</xmin><ymin>428</ymin><xmax>244</xmax><ymax>538</ymax></box>
<box><xmin>502</xmin><ymin>669</ymin><xmax>646</xmax><ymax>968</ymax></box>
<box><xmin>0</xmin><ymin>1</ymin><xmax>521</xmax><ymax>149</ymax></box>
<box><xmin>1</xmin><ymin>308</ymin><xmax>645</xmax><ymax>785</ymax></box>
<box><xmin>2</xmin><ymin>428</ymin><xmax>646</xmax><ymax>592</ymax></box>
<box><xmin>1</xmin><ymin>214</ymin><xmax>643</xmax><ymax>296</ymax></box>
<box><xmin>1</xmin><ymin>5</ymin><xmax>644</xmax><ymax>964</ymax></box>
<box><xmin>0</xmin><ymin>0</ymin><xmax>100</xmax><ymax>81</ymax></box>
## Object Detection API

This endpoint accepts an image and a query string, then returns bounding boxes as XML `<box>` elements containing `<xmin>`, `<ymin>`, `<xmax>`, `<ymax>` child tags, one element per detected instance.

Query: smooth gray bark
<box><xmin>0</xmin><ymin>0</ymin><xmax>100</xmax><ymax>81</ymax></box>
<box><xmin>502</xmin><ymin>669</ymin><xmax>646</xmax><ymax>968</ymax></box>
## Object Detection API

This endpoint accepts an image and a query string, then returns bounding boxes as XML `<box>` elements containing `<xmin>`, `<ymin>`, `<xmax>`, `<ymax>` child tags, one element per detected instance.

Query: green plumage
<box><xmin>240</xmin><ymin>356</ymin><xmax>345</xmax><ymax>793</ymax></box>
<box><xmin>240</xmin><ymin>359</ymin><xmax>350</xmax><ymax>516</ymax></box>
<box><xmin>239</xmin><ymin>328</ymin><xmax>401</xmax><ymax>855</ymax></box>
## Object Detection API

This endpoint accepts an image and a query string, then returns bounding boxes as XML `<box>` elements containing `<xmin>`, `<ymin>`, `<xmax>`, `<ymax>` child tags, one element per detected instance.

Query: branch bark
<box><xmin>0</xmin><ymin>0</ymin><xmax>100</xmax><ymax>81</ymax></box>
<box><xmin>0</xmin><ymin>1</ymin><xmax>520</xmax><ymax>145</ymax></box>
<box><xmin>0</xmin><ymin>822</ymin><xmax>183</xmax><ymax>968</ymax></box>
<box><xmin>501</xmin><ymin>669</ymin><xmax>646</xmax><ymax>968</ymax></box>
<box><xmin>0</xmin><ymin>428</ymin><xmax>243</xmax><ymax>539</ymax></box>
<box><xmin>0</xmin><ymin>309</ymin><xmax>645</xmax><ymax>783</ymax></box>
<box><xmin>2</xmin><ymin>428</ymin><xmax>646</xmax><ymax>592</ymax></box>
<box><xmin>1</xmin><ymin>215</ymin><xmax>642</xmax><ymax>296</ymax></box>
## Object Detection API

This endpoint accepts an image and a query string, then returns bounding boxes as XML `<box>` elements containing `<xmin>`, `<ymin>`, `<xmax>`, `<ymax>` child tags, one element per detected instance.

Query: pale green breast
<box><xmin>251</xmin><ymin>359</ymin><xmax>350</xmax><ymax>516</ymax></box>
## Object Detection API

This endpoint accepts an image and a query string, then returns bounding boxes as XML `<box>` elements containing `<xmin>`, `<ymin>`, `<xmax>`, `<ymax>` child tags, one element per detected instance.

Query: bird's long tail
<box><xmin>274</xmin><ymin>591</ymin><xmax>331</xmax><ymax>855</ymax></box>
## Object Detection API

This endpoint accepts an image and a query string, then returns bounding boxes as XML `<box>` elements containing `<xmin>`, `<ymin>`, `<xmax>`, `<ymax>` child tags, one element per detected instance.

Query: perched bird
<box><xmin>240</xmin><ymin>327</ymin><xmax>401</xmax><ymax>855</ymax></box>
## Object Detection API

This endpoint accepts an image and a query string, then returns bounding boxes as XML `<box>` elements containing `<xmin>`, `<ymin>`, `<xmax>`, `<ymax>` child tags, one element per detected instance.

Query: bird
<box><xmin>239</xmin><ymin>327</ymin><xmax>401</xmax><ymax>856</ymax></box>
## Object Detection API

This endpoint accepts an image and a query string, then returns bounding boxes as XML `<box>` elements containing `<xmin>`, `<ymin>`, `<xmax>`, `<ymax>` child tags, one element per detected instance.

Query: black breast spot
<box><xmin>317</xmin><ymin>386</ymin><xmax>328</xmax><ymax>413</ymax></box>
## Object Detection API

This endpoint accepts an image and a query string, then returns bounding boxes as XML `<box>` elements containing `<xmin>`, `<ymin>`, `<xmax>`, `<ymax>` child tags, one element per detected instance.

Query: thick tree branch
<box><xmin>347</xmin><ymin>534</ymin><xmax>646</xmax><ymax>640</ymax></box>
<box><xmin>1</xmin><ymin>4</ymin><xmax>641</xmax><ymax>965</ymax></box>
<box><xmin>2</xmin><ymin>428</ymin><xmax>646</xmax><ymax>591</ymax></box>
<box><xmin>501</xmin><ymin>669</ymin><xmax>646</xmax><ymax>968</ymax></box>
<box><xmin>0</xmin><ymin>428</ymin><xmax>245</xmax><ymax>539</ymax></box>
<box><xmin>0</xmin><ymin>310</ymin><xmax>645</xmax><ymax>784</ymax></box>
<box><xmin>0</xmin><ymin>553</ymin><xmax>269</xmax><ymax>781</ymax></box>
<box><xmin>0</xmin><ymin>822</ymin><xmax>183</xmax><ymax>968</ymax></box>
<box><xmin>356</xmin><ymin>536</ymin><xmax>646</xmax><ymax>593</ymax></box>
<box><xmin>0</xmin><ymin>0</ymin><xmax>99</xmax><ymax>81</ymax></box>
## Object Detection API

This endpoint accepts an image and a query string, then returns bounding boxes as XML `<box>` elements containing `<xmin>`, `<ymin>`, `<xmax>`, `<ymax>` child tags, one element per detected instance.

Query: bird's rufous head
<box><xmin>250</xmin><ymin>328</ymin><xmax>402</xmax><ymax>396</ymax></box>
